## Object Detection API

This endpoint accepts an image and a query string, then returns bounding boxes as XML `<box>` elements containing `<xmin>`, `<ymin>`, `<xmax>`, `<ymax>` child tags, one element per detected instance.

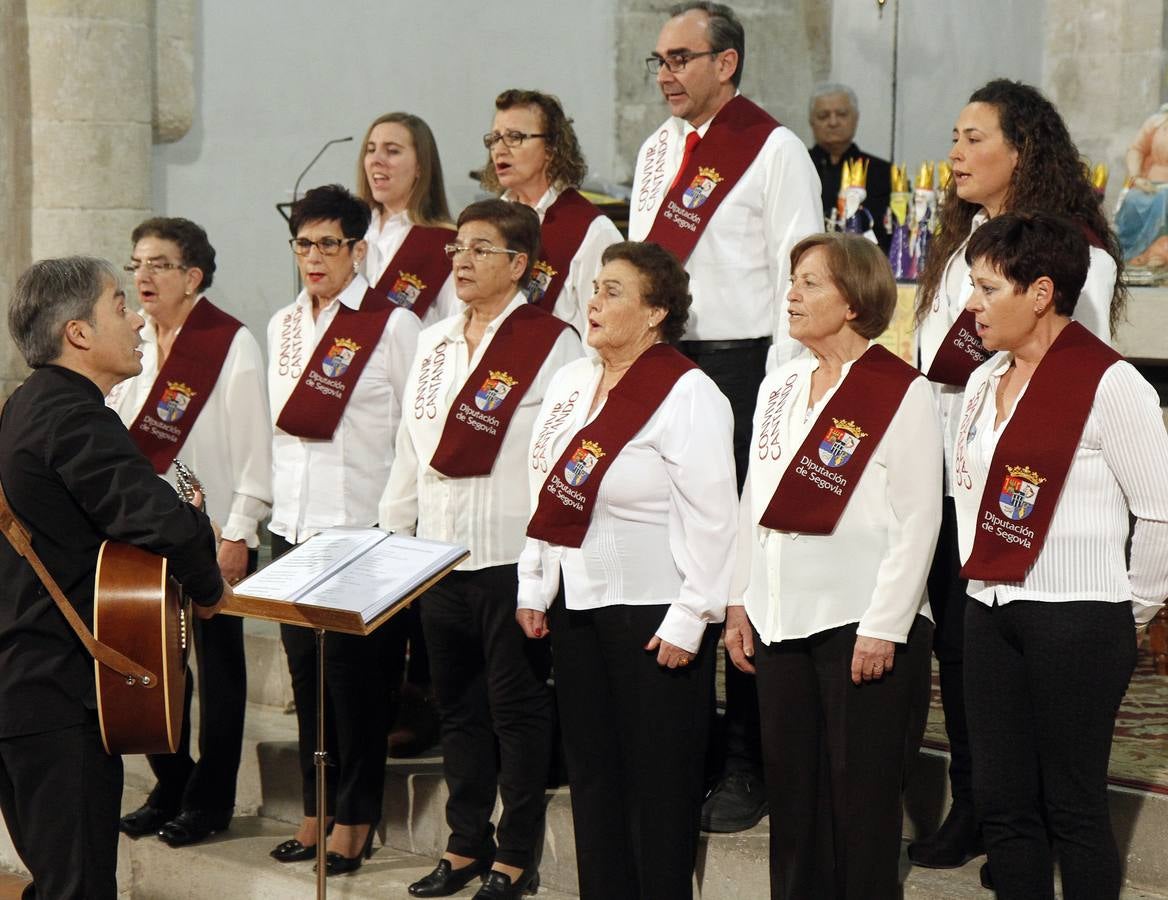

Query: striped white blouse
<box><xmin>953</xmin><ymin>355</ymin><xmax>1168</xmax><ymax>623</ymax></box>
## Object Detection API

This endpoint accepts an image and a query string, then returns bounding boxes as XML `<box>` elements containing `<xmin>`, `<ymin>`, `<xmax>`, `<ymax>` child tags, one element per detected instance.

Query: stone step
<box><xmin>242</xmin><ymin>617</ymin><xmax>294</xmax><ymax>711</ymax></box>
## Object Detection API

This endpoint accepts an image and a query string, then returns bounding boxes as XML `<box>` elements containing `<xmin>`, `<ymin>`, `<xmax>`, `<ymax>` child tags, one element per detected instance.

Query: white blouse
<box><xmin>516</xmin><ymin>355</ymin><xmax>738</xmax><ymax>653</ymax></box>
<box><xmin>953</xmin><ymin>354</ymin><xmax>1168</xmax><ymax>624</ymax></box>
<box><xmin>380</xmin><ymin>295</ymin><xmax>584</xmax><ymax>570</ymax></box>
<box><xmin>363</xmin><ymin>209</ymin><xmax>458</xmax><ymax>327</ymax></box>
<box><xmin>733</xmin><ymin>350</ymin><xmax>943</xmax><ymax>644</ymax></box>
<box><xmin>267</xmin><ymin>275</ymin><xmax>421</xmax><ymax>543</ymax></box>
<box><xmin>916</xmin><ymin>211</ymin><xmax>1117</xmax><ymax>495</ymax></box>
<box><xmin>107</xmin><ymin>298</ymin><xmax>272</xmax><ymax>547</ymax></box>
<box><xmin>502</xmin><ymin>185</ymin><xmax>622</xmax><ymax>340</ymax></box>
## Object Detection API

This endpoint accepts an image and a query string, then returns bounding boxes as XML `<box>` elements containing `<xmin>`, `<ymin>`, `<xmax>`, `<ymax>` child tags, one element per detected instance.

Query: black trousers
<box><xmin>679</xmin><ymin>338</ymin><xmax>768</xmax><ymax>777</ymax></box>
<box><xmin>549</xmin><ymin>601</ymin><xmax>717</xmax><ymax>900</ymax></box>
<box><xmin>419</xmin><ymin>564</ymin><xmax>552</xmax><ymax>870</ymax></box>
<box><xmin>926</xmin><ymin>499</ymin><xmax>973</xmax><ymax>804</ymax></box>
<box><xmin>146</xmin><ymin>548</ymin><xmax>256</xmax><ymax>814</ymax></box>
<box><xmin>965</xmin><ymin>599</ymin><xmax>1135</xmax><ymax>900</ymax></box>
<box><xmin>272</xmin><ymin>533</ymin><xmax>406</xmax><ymax>824</ymax></box>
<box><xmin>0</xmin><ymin>718</ymin><xmax>122</xmax><ymax>900</ymax></box>
<box><xmin>755</xmin><ymin>616</ymin><xmax>933</xmax><ymax>900</ymax></box>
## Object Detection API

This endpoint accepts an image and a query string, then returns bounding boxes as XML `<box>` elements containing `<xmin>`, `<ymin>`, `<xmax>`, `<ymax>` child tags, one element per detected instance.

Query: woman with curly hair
<box><xmin>480</xmin><ymin>89</ymin><xmax>621</xmax><ymax>337</ymax></box>
<box><xmin>907</xmin><ymin>79</ymin><xmax>1125</xmax><ymax>874</ymax></box>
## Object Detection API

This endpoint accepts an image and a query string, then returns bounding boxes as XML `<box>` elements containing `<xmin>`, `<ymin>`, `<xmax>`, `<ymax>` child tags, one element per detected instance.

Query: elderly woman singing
<box><xmin>518</xmin><ymin>241</ymin><xmax>737</xmax><ymax>900</ymax></box>
<box><xmin>727</xmin><ymin>232</ymin><xmax>942</xmax><ymax>900</ymax></box>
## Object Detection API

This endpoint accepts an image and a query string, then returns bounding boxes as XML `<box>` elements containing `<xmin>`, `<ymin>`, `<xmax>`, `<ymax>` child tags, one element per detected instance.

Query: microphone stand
<box><xmin>282</xmin><ymin>136</ymin><xmax>354</xmax><ymax>296</ymax></box>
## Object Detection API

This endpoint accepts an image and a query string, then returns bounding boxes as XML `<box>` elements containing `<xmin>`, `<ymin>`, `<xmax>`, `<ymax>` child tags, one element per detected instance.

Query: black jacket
<box><xmin>0</xmin><ymin>365</ymin><xmax>222</xmax><ymax>738</ymax></box>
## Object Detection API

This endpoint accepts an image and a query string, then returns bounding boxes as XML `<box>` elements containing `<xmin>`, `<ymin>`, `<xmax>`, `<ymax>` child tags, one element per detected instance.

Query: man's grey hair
<box><xmin>668</xmin><ymin>2</ymin><xmax>746</xmax><ymax>88</ymax></box>
<box><xmin>9</xmin><ymin>257</ymin><xmax>119</xmax><ymax>368</ymax></box>
<box><xmin>809</xmin><ymin>82</ymin><xmax>859</xmax><ymax>116</ymax></box>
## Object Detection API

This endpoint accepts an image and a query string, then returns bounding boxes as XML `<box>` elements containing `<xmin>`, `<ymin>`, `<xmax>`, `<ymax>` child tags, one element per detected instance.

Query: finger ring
<box><xmin>679</xmin><ymin>657</ymin><xmax>690</xmax><ymax>666</ymax></box>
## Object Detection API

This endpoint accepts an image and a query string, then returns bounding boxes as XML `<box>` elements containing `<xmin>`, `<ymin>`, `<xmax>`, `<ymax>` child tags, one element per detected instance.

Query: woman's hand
<box><xmin>516</xmin><ymin>608</ymin><xmax>548</xmax><ymax>639</ymax></box>
<box><xmin>217</xmin><ymin>538</ymin><xmax>248</xmax><ymax>586</ymax></box>
<box><xmin>851</xmin><ymin>635</ymin><xmax>896</xmax><ymax>685</ymax></box>
<box><xmin>645</xmin><ymin>635</ymin><xmax>694</xmax><ymax>669</ymax></box>
<box><xmin>724</xmin><ymin>605</ymin><xmax>756</xmax><ymax>674</ymax></box>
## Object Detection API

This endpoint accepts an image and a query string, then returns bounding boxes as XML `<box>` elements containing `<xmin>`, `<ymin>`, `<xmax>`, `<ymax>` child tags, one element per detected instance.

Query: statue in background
<box><xmin>1115</xmin><ymin>105</ymin><xmax>1168</xmax><ymax>269</ymax></box>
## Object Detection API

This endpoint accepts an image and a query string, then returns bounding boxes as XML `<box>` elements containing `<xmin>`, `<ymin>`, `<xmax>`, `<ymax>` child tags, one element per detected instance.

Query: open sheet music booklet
<box><xmin>237</xmin><ymin>528</ymin><xmax>467</xmax><ymax>624</ymax></box>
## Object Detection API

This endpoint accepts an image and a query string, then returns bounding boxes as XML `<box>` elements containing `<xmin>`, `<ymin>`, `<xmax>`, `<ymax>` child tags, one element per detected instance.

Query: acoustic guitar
<box><xmin>92</xmin><ymin>460</ymin><xmax>200</xmax><ymax>754</ymax></box>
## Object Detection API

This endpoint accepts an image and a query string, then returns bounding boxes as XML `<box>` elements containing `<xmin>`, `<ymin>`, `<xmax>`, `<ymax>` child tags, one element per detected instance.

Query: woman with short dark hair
<box><xmin>726</xmin><ymin>232</ymin><xmax>942</xmax><ymax>900</ymax></box>
<box><xmin>954</xmin><ymin>212</ymin><xmax>1168</xmax><ymax>900</ymax></box>
<box><xmin>518</xmin><ymin>240</ymin><xmax>737</xmax><ymax>900</ymax></box>
<box><xmin>481</xmin><ymin>89</ymin><xmax>621</xmax><ymax>336</ymax></box>
<box><xmin>382</xmin><ymin>199</ymin><xmax>583</xmax><ymax>900</ymax></box>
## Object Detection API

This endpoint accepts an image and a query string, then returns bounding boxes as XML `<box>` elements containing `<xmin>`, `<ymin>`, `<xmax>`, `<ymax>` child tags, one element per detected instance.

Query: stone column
<box><xmin>1043</xmin><ymin>0</ymin><xmax>1166</xmax><ymax>211</ymax></box>
<box><xmin>26</xmin><ymin>0</ymin><xmax>154</xmax><ymax>271</ymax></box>
<box><xmin>0</xmin><ymin>2</ymin><xmax>33</xmax><ymax>396</ymax></box>
<box><xmin>613</xmin><ymin>0</ymin><xmax>832</xmax><ymax>182</ymax></box>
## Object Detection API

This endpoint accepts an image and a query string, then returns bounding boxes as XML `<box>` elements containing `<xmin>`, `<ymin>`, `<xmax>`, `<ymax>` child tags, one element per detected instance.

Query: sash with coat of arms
<box><xmin>527</xmin><ymin>343</ymin><xmax>697</xmax><ymax>548</ymax></box>
<box><xmin>958</xmin><ymin>322</ymin><xmax>1121</xmax><ymax>581</ymax></box>
<box><xmin>758</xmin><ymin>345</ymin><xmax>919</xmax><ymax>535</ymax></box>
<box><xmin>377</xmin><ymin>224</ymin><xmax>453</xmax><ymax>319</ymax></box>
<box><xmin>523</xmin><ymin>189</ymin><xmax>604</xmax><ymax>315</ymax></box>
<box><xmin>643</xmin><ymin>95</ymin><xmax>778</xmax><ymax>263</ymax></box>
<box><xmin>128</xmin><ymin>297</ymin><xmax>242</xmax><ymax>473</ymax></box>
<box><xmin>428</xmin><ymin>304</ymin><xmax>570</xmax><ymax>478</ymax></box>
<box><xmin>275</xmin><ymin>292</ymin><xmax>399</xmax><ymax>440</ymax></box>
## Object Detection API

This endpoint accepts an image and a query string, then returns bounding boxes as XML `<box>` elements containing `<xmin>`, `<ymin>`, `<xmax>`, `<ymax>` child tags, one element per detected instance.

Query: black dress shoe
<box><xmin>270</xmin><ymin>838</ymin><xmax>318</xmax><ymax>863</ymax></box>
<box><xmin>318</xmin><ymin>827</ymin><xmax>375</xmax><ymax>876</ymax></box>
<box><xmin>157</xmin><ymin>809</ymin><xmax>232</xmax><ymax>847</ymax></box>
<box><xmin>119</xmin><ymin>803</ymin><xmax>176</xmax><ymax>838</ymax></box>
<box><xmin>979</xmin><ymin>860</ymin><xmax>993</xmax><ymax>890</ymax></box>
<box><xmin>473</xmin><ymin>869</ymin><xmax>540</xmax><ymax>899</ymax></box>
<box><xmin>906</xmin><ymin>801</ymin><xmax>984</xmax><ymax>868</ymax></box>
<box><xmin>409</xmin><ymin>858</ymin><xmax>492</xmax><ymax>897</ymax></box>
<box><xmin>700</xmin><ymin>771</ymin><xmax>768</xmax><ymax>833</ymax></box>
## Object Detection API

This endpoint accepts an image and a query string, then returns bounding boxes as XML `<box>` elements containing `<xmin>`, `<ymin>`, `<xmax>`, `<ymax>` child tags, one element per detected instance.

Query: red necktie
<box><xmin>669</xmin><ymin>130</ymin><xmax>702</xmax><ymax>192</ymax></box>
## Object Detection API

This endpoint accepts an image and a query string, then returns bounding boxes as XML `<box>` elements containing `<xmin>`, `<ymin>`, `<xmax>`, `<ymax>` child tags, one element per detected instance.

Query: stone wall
<box><xmin>612</xmin><ymin>0</ymin><xmax>832</xmax><ymax>182</ymax></box>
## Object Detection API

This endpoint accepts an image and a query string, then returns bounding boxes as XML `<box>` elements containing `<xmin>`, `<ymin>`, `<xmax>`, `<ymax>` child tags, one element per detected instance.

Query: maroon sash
<box><xmin>759</xmin><ymin>345</ymin><xmax>918</xmax><ymax>535</ymax></box>
<box><xmin>527</xmin><ymin>344</ymin><xmax>697</xmax><ymax>548</ymax></box>
<box><xmin>428</xmin><ymin>305</ymin><xmax>569</xmax><ymax>478</ymax></box>
<box><xmin>959</xmin><ymin>323</ymin><xmax>1121</xmax><ymax>581</ymax></box>
<box><xmin>644</xmin><ymin>96</ymin><xmax>777</xmax><ymax>262</ymax></box>
<box><xmin>128</xmin><ymin>298</ymin><xmax>242</xmax><ymax>473</ymax></box>
<box><xmin>376</xmin><ymin>224</ymin><xmax>453</xmax><ymax>319</ymax></box>
<box><xmin>525</xmin><ymin>189</ymin><xmax>602</xmax><ymax>313</ymax></box>
<box><xmin>275</xmin><ymin>294</ymin><xmax>398</xmax><ymax>440</ymax></box>
<box><xmin>924</xmin><ymin>308</ymin><xmax>992</xmax><ymax>387</ymax></box>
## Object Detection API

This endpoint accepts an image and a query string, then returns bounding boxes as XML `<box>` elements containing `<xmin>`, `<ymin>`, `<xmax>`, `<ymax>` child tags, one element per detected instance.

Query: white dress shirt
<box><xmin>733</xmin><ymin>350</ymin><xmax>942</xmax><ymax>644</ymax></box>
<box><xmin>502</xmin><ymin>185</ymin><xmax>622</xmax><ymax>339</ymax></box>
<box><xmin>380</xmin><ymin>295</ymin><xmax>583</xmax><ymax>570</ymax></box>
<box><xmin>916</xmin><ymin>211</ymin><xmax>1117</xmax><ymax>495</ymax></box>
<box><xmin>267</xmin><ymin>274</ymin><xmax>421</xmax><ymax>543</ymax></box>
<box><xmin>364</xmin><ymin>209</ymin><xmax>459</xmax><ymax>327</ymax></box>
<box><xmin>953</xmin><ymin>354</ymin><xmax>1168</xmax><ymax>624</ymax></box>
<box><xmin>107</xmin><ymin>296</ymin><xmax>272</xmax><ymax>547</ymax></box>
<box><xmin>628</xmin><ymin>101</ymin><xmax>822</xmax><ymax>360</ymax></box>
<box><xmin>516</xmin><ymin>355</ymin><xmax>738</xmax><ymax>653</ymax></box>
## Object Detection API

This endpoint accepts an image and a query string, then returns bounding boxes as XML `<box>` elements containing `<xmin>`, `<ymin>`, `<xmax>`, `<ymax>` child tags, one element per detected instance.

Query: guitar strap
<box><xmin>0</xmin><ymin>479</ymin><xmax>159</xmax><ymax>688</ymax></box>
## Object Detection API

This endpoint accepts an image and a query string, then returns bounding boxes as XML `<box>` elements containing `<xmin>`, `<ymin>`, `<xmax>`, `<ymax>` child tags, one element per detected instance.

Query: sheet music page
<box><xmin>235</xmin><ymin>528</ymin><xmax>386</xmax><ymax>602</ymax></box>
<box><xmin>296</xmin><ymin>535</ymin><xmax>468</xmax><ymax>622</ymax></box>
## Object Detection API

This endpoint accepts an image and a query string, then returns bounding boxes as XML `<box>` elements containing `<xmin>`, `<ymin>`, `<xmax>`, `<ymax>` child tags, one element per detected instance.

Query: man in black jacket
<box><xmin>0</xmin><ymin>257</ymin><xmax>226</xmax><ymax>900</ymax></box>
<box><xmin>808</xmin><ymin>82</ymin><xmax>893</xmax><ymax>254</ymax></box>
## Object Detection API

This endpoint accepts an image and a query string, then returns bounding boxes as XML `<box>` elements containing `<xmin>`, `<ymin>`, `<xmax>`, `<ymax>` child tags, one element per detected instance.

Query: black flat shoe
<box><xmin>270</xmin><ymin>838</ymin><xmax>318</xmax><ymax>863</ymax></box>
<box><xmin>408</xmin><ymin>858</ymin><xmax>493</xmax><ymax>897</ymax></box>
<box><xmin>473</xmin><ymin>869</ymin><xmax>540</xmax><ymax>899</ymax></box>
<box><xmin>319</xmin><ymin>827</ymin><xmax>375</xmax><ymax>876</ymax></box>
<box><xmin>157</xmin><ymin>809</ymin><xmax>232</xmax><ymax>847</ymax></box>
<box><xmin>119</xmin><ymin>803</ymin><xmax>176</xmax><ymax>838</ymax></box>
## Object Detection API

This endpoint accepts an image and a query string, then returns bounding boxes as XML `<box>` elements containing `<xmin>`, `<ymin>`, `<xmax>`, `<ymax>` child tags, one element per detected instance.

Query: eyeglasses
<box><xmin>289</xmin><ymin>237</ymin><xmax>357</xmax><ymax>257</ymax></box>
<box><xmin>123</xmin><ymin>260</ymin><xmax>187</xmax><ymax>275</ymax></box>
<box><xmin>482</xmin><ymin>130</ymin><xmax>549</xmax><ymax>149</ymax></box>
<box><xmin>644</xmin><ymin>49</ymin><xmax>721</xmax><ymax>75</ymax></box>
<box><xmin>444</xmin><ymin>243</ymin><xmax>519</xmax><ymax>262</ymax></box>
